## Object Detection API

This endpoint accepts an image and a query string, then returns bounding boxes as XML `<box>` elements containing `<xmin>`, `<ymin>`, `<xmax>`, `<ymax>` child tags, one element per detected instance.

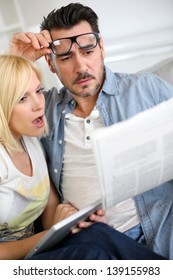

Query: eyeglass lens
<box><xmin>51</xmin><ymin>33</ymin><xmax>99</xmax><ymax>56</ymax></box>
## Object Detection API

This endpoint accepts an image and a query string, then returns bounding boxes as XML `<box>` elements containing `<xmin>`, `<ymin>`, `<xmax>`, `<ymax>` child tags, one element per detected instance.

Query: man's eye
<box><xmin>60</xmin><ymin>56</ymin><xmax>71</xmax><ymax>62</ymax></box>
<box><xmin>85</xmin><ymin>50</ymin><xmax>94</xmax><ymax>55</ymax></box>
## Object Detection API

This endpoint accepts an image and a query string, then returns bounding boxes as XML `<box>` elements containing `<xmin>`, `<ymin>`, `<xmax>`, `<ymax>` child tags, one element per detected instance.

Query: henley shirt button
<box><xmin>54</xmin><ymin>168</ymin><xmax>58</xmax><ymax>173</ymax></box>
<box><xmin>86</xmin><ymin>119</ymin><xmax>90</xmax><ymax>123</ymax></box>
<box><xmin>71</xmin><ymin>100</ymin><xmax>75</xmax><ymax>106</ymax></box>
<box><xmin>86</xmin><ymin>136</ymin><xmax>90</xmax><ymax>140</ymax></box>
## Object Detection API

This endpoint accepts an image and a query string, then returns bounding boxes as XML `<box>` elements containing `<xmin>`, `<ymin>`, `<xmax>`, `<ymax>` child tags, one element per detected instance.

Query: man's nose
<box><xmin>72</xmin><ymin>45</ymin><xmax>87</xmax><ymax>71</ymax></box>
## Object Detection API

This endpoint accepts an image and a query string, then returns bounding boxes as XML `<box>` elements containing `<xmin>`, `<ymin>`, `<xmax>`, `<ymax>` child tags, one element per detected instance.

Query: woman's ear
<box><xmin>44</xmin><ymin>54</ymin><xmax>56</xmax><ymax>73</ymax></box>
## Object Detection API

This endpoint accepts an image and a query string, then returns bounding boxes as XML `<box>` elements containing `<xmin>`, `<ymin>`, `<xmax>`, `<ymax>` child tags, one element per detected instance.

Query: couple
<box><xmin>1</xmin><ymin>2</ymin><xmax>173</xmax><ymax>259</ymax></box>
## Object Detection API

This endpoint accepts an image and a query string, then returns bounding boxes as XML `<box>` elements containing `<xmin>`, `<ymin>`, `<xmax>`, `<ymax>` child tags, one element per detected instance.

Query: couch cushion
<box><xmin>140</xmin><ymin>57</ymin><xmax>173</xmax><ymax>85</ymax></box>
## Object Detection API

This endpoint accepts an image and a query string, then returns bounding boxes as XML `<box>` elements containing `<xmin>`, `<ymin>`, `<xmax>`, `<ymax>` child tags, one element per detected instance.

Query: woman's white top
<box><xmin>0</xmin><ymin>136</ymin><xmax>49</xmax><ymax>241</ymax></box>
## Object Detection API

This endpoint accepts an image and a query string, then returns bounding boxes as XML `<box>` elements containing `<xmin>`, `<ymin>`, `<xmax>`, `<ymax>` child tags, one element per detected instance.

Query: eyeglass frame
<box><xmin>49</xmin><ymin>32</ymin><xmax>100</xmax><ymax>57</ymax></box>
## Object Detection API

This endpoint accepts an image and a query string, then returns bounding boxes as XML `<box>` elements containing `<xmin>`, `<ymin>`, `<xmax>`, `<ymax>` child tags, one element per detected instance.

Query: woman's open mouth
<box><xmin>32</xmin><ymin>115</ymin><xmax>45</xmax><ymax>128</ymax></box>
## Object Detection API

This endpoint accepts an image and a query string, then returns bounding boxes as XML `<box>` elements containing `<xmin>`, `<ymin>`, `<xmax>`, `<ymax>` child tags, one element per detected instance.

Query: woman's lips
<box><xmin>32</xmin><ymin>115</ymin><xmax>45</xmax><ymax>128</ymax></box>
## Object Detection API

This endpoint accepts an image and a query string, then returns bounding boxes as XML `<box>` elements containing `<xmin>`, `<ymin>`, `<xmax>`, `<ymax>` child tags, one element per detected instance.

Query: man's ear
<box><xmin>45</xmin><ymin>54</ymin><xmax>56</xmax><ymax>73</ymax></box>
<box><xmin>99</xmin><ymin>37</ymin><xmax>105</xmax><ymax>60</ymax></box>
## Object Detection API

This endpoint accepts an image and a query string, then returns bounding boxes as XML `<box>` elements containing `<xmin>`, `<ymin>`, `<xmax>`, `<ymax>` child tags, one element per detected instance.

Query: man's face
<box><xmin>46</xmin><ymin>21</ymin><xmax>105</xmax><ymax>99</ymax></box>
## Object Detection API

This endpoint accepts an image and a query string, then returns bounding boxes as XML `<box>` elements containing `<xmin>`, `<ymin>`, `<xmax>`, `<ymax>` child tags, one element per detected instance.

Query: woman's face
<box><xmin>9</xmin><ymin>70</ymin><xmax>46</xmax><ymax>140</ymax></box>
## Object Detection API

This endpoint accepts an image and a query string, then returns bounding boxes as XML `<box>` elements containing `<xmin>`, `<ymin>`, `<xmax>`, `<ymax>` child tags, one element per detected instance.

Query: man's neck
<box><xmin>72</xmin><ymin>96</ymin><xmax>97</xmax><ymax>118</ymax></box>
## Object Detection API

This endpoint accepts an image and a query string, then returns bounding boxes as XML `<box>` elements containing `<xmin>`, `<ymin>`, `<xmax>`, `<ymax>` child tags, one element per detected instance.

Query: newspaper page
<box><xmin>92</xmin><ymin>97</ymin><xmax>173</xmax><ymax>209</ymax></box>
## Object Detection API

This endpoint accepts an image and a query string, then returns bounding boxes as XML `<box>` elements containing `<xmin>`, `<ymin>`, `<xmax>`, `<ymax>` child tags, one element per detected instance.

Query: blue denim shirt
<box><xmin>42</xmin><ymin>66</ymin><xmax>173</xmax><ymax>259</ymax></box>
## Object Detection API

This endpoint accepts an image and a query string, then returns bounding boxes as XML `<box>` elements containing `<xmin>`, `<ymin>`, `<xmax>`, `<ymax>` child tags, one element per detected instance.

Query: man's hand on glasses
<box><xmin>10</xmin><ymin>30</ymin><xmax>52</xmax><ymax>61</ymax></box>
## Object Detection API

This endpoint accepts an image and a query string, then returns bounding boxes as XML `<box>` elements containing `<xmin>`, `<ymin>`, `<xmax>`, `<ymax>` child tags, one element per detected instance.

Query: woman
<box><xmin>0</xmin><ymin>54</ymin><xmax>165</xmax><ymax>260</ymax></box>
<box><xmin>0</xmin><ymin>54</ymin><xmax>81</xmax><ymax>259</ymax></box>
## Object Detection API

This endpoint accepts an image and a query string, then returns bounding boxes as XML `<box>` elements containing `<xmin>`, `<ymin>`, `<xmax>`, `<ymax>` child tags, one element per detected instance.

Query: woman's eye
<box><xmin>36</xmin><ymin>87</ymin><xmax>44</xmax><ymax>94</ymax></box>
<box><xmin>19</xmin><ymin>96</ymin><xmax>27</xmax><ymax>103</ymax></box>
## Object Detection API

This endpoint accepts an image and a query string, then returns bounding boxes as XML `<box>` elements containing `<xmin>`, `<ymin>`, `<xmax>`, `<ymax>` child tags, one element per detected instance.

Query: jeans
<box><xmin>124</xmin><ymin>224</ymin><xmax>146</xmax><ymax>244</ymax></box>
<box><xmin>29</xmin><ymin>223</ymin><xmax>166</xmax><ymax>260</ymax></box>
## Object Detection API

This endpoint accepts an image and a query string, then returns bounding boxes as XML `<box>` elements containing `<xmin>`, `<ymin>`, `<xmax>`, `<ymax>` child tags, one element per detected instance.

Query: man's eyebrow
<box><xmin>57</xmin><ymin>51</ymin><xmax>72</xmax><ymax>58</ymax></box>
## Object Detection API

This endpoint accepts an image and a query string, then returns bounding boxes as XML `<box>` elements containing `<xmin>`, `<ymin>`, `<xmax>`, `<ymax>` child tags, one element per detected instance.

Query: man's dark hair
<box><xmin>40</xmin><ymin>2</ymin><xmax>100</xmax><ymax>33</ymax></box>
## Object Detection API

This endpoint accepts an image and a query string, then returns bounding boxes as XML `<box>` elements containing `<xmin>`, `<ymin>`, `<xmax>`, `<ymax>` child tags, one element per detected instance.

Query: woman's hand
<box><xmin>89</xmin><ymin>208</ymin><xmax>107</xmax><ymax>223</ymax></box>
<box><xmin>52</xmin><ymin>203</ymin><xmax>78</xmax><ymax>225</ymax></box>
<box><xmin>71</xmin><ymin>208</ymin><xmax>107</xmax><ymax>233</ymax></box>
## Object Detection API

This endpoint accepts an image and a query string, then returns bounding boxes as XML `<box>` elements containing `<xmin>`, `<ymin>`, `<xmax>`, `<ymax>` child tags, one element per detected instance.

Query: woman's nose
<box><xmin>32</xmin><ymin>96</ymin><xmax>45</xmax><ymax>111</ymax></box>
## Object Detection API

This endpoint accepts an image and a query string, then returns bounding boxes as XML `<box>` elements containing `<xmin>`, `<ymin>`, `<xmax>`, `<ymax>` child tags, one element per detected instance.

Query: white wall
<box><xmin>0</xmin><ymin>0</ymin><xmax>173</xmax><ymax>88</ymax></box>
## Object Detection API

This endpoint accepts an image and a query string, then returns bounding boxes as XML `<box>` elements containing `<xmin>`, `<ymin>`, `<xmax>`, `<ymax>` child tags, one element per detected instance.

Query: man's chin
<box><xmin>72</xmin><ymin>88</ymin><xmax>93</xmax><ymax>98</ymax></box>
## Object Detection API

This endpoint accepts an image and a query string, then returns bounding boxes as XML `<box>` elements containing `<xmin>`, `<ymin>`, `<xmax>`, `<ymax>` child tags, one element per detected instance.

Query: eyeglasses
<box><xmin>49</xmin><ymin>32</ymin><xmax>100</xmax><ymax>56</ymax></box>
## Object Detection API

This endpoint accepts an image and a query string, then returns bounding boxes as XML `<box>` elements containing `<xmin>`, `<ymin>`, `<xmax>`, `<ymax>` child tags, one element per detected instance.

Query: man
<box><xmin>10</xmin><ymin>3</ymin><xmax>173</xmax><ymax>259</ymax></box>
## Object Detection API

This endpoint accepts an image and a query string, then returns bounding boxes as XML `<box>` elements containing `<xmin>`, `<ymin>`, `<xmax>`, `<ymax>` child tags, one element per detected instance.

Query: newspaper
<box><xmin>92</xmin><ymin>97</ymin><xmax>173</xmax><ymax>209</ymax></box>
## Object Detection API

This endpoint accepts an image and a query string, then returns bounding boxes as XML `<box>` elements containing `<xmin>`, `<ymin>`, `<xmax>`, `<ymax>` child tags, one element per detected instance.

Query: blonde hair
<box><xmin>0</xmin><ymin>54</ymin><xmax>48</xmax><ymax>155</ymax></box>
